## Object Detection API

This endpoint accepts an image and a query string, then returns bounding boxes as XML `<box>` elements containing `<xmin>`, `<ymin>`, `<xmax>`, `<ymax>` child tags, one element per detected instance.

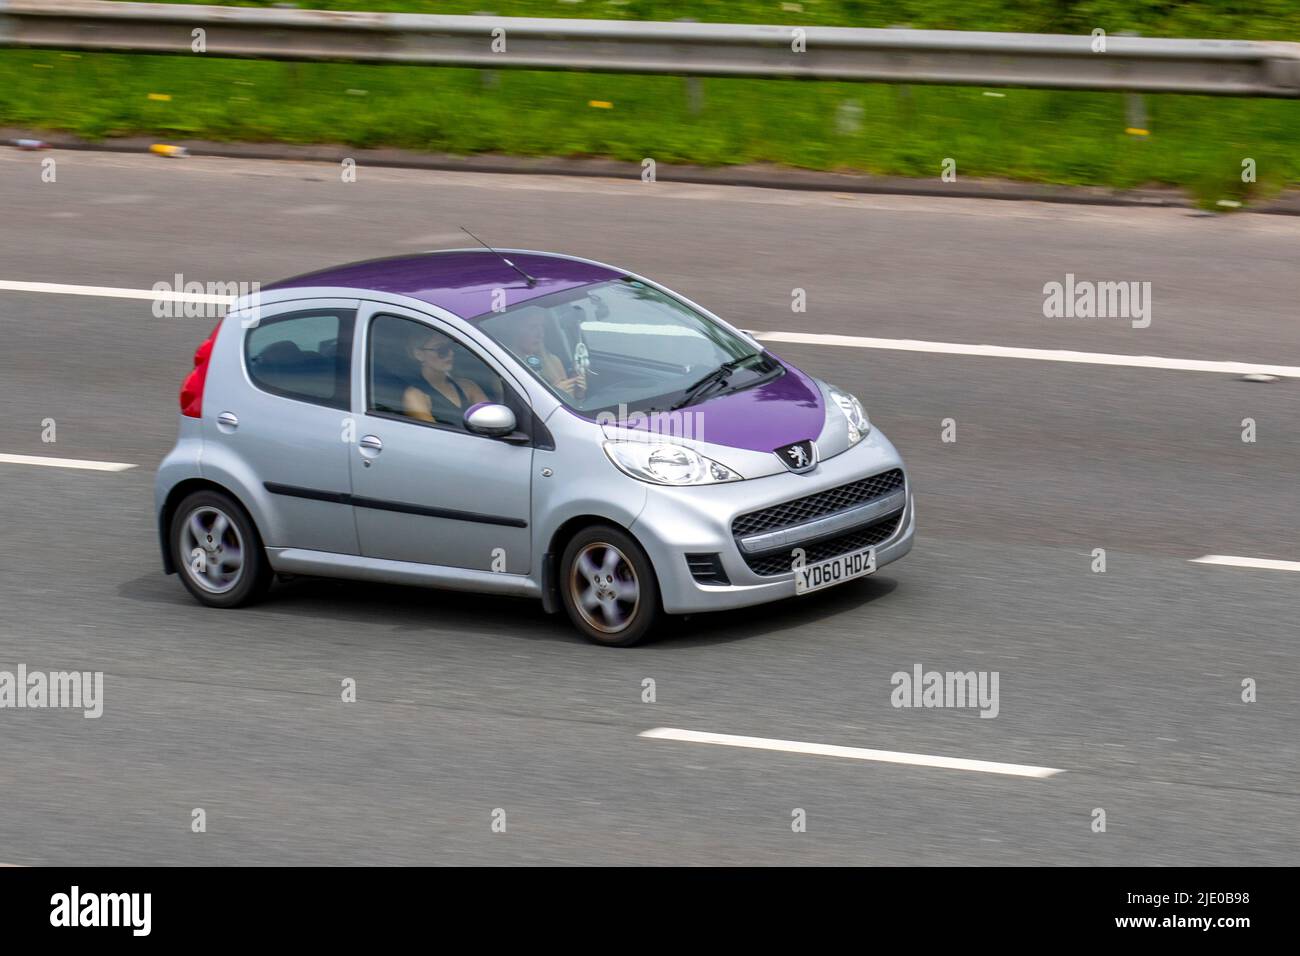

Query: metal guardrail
<box><xmin>1</xmin><ymin>0</ymin><xmax>1299</xmax><ymax>97</ymax></box>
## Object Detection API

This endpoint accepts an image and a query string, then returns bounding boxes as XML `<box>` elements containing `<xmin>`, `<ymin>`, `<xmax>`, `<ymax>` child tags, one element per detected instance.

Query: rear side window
<box><xmin>245</xmin><ymin>309</ymin><xmax>354</xmax><ymax>410</ymax></box>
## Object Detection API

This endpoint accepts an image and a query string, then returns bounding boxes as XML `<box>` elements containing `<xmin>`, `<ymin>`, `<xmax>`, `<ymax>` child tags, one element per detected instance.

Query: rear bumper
<box><xmin>631</xmin><ymin>428</ymin><xmax>914</xmax><ymax>614</ymax></box>
<box><xmin>154</xmin><ymin>423</ymin><xmax>205</xmax><ymax>574</ymax></box>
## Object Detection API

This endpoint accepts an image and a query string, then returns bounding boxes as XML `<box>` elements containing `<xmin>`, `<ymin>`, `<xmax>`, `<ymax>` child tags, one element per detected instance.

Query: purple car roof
<box><xmin>264</xmin><ymin>251</ymin><xmax>623</xmax><ymax>319</ymax></box>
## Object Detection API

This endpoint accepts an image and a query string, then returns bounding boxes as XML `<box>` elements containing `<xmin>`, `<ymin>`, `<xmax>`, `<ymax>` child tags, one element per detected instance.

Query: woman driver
<box><xmin>402</xmin><ymin>328</ymin><xmax>490</xmax><ymax>426</ymax></box>
<box><xmin>508</xmin><ymin>307</ymin><xmax>586</xmax><ymax>399</ymax></box>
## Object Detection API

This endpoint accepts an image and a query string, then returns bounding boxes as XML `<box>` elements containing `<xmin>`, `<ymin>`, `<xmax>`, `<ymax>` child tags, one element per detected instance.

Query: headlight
<box><xmin>603</xmin><ymin>441</ymin><xmax>742</xmax><ymax>485</ymax></box>
<box><xmin>828</xmin><ymin>387</ymin><xmax>871</xmax><ymax>445</ymax></box>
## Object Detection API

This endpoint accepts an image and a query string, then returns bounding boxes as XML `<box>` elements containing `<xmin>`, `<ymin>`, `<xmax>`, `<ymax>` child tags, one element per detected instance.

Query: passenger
<box><xmin>402</xmin><ymin>328</ymin><xmax>489</xmax><ymax>426</ymax></box>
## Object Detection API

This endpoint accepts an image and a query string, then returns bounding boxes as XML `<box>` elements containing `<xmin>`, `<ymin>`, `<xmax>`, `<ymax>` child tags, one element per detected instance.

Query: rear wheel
<box><xmin>560</xmin><ymin>525</ymin><xmax>660</xmax><ymax>647</ymax></box>
<box><xmin>171</xmin><ymin>490</ymin><xmax>273</xmax><ymax>608</ymax></box>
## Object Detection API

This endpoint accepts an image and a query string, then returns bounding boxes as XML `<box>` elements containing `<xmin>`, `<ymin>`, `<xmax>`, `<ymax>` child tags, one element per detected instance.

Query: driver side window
<box><xmin>368</xmin><ymin>314</ymin><xmax>505</xmax><ymax>432</ymax></box>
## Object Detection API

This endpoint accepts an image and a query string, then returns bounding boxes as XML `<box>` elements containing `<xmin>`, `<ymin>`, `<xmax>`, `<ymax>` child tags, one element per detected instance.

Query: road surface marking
<box><xmin>0</xmin><ymin>279</ymin><xmax>230</xmax><ymax>303</ymax></box>
<box><xmin>1190</xmin><ymin>554</ymin><xmax>1300</xmax><ymax>572</ymax></box>
<box><xmin>754</xmin><ymin>331</ymin><xmax>1300</xmax><ymax>379</ymax></box>
<box><xmin>0</xmin><ymin>453</ymin><xmax>136</xmax><ymax>472</ymax></box>
<box><xmin>5</xmin><ymin>279</ymin><xmax>1296</xmax><ymax>379</ymax></box>
<box><xmin>639</xmin><ymin>727</ymin><xmax>1063</xmax><ymax>779</ymax></box>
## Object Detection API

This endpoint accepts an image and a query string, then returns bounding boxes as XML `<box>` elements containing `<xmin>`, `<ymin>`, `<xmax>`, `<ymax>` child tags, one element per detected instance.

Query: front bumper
<box><xmin>631</xmin><ymin>428</ymin><xmax>914</xmax><ymax>614</ymax></box>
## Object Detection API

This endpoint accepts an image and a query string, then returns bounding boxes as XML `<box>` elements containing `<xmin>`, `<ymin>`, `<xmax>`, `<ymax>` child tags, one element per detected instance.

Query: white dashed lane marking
<box><xmin>0</xmin><ymin>279</ymin><xmax>230</xmax><ymax>304</ymax></box>
<box><xmin>1190</xmin><ymin>555</ymin><xmax>1300</xmax><ymax>572</ymax></box>
<box><xmin>755</xmin><ymin>331</ymin><xmax>1300</xmax><ymax>379</ymax></box>
<box><xmin>639</xmin><ymin>728</ymin><xmax>1064</xmax><ymax>779</ymax></box>
<box><xmin>0</xmin><ymin>453</ymin><xmax>136</xmax><ymax>472</ymax></box>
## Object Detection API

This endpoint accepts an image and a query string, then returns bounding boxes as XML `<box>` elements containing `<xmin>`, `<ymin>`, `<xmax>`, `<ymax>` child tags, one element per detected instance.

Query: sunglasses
<box><xmin>417</xmin><ymin>343</ymin><xmax>454</xmax><ymax>358</ymax></box>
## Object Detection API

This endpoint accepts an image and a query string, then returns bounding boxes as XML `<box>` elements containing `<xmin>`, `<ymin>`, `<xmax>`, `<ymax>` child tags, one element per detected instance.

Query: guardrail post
<box><xmin>1126</xmin><ymin>93</ymin><xmax>1149</xmax><ymax>136</ymax></box>
<box><xmin>678</xmin><ymin>18</ymin><xmax>704</xmax><ymax>115</ymax></box>
<box><xmin>1118</xmin><ymin>32</ymin><xmax>1150</xmax><ymax>136</ymax></box>
<box><xmin>836</xmin><ymin>99</ymin><xmax>863</xmax><ymax>135</ymax></box>
<box><xmin>685</xmin><ymin>77</ymin><xmax>704</xmax><ymax>115</ymax></box>
<box><xmin>888</xmin><ymin>26</ymin><xmax>915</xmax><ymax>129</ymax></box>
<box><xmin>476</xmin><ymin>11</ymin><xmax>498</xmax><ymax>89</ymax></box>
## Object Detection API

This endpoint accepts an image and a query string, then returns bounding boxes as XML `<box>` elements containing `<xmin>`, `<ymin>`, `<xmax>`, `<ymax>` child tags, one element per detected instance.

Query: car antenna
<box><xmin>460</xmin><ymin>226</ymin><xmax>537</xmax><ymax>287</ymax></box>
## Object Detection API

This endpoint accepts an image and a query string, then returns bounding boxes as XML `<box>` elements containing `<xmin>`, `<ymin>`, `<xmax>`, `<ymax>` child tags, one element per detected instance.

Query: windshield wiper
<box><xmin>670</xmin><ymin>353</ymin><xmax>766</xmax><ymax>410</ymax></box>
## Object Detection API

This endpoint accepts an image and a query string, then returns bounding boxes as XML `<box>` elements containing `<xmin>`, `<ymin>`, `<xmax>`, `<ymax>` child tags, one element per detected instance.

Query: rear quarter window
<box><xmin>244</xmin><ymin>309</ymin><xmax>354</xmax><ymax>410</ymax></box>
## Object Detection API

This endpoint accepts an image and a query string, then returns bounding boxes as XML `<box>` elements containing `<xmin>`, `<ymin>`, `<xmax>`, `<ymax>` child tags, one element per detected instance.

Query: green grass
<box><xmin>2</xmin><ymin>1</ymin><xmax>1298</xmax><ymax>205</ymax></box>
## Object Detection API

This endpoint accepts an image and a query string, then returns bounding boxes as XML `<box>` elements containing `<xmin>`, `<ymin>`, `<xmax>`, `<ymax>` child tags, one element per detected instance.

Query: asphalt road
<box><xmin>0</xmin><ymin>150</ymin><xmax>1297</xmax><ymax>865</ymax></box>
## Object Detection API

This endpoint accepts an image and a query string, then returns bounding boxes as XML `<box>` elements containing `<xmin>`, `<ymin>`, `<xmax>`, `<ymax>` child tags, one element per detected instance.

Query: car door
<box><xmin>208</xmin><ymin>300</ymin><xmax>360</xmax><ymax>554</ymax></box>
<box><xmin>349</xmin><ymin>304</ymin><xmax>533</xmax><ymax>574</ymax></box>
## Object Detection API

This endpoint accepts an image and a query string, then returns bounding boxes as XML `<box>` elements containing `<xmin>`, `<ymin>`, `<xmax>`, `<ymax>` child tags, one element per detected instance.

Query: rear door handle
<box><xmin>217</xmin><ymin>411</ymin><xmax>239</xmax><ymax>431</ymax></box>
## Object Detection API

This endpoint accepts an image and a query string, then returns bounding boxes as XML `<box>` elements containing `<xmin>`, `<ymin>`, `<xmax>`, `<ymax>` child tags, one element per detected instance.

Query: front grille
<box><xmin>731</xmin><ymin>468</ymin><xmax>904</xmax><ymax>538</ymax></box>
<box><xmin>742</xmin><ymin>511</ymin><xmax>903</xmax><ymax>577</ymax></box>
<box><xmin>685</xmin><ymin>552</ymin><xmax>730</xmax><ymax>586</ymax></box>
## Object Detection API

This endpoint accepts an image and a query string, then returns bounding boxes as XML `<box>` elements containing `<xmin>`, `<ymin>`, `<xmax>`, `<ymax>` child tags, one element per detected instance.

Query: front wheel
<box><xmin>560</xmin><ymin>525</ymin><xmax>660</xmax><ymax>647</ymax></box>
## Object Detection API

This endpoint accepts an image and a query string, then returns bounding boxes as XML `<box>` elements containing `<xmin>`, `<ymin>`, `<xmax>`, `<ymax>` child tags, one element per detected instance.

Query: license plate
<box><xmin>794</xmin><ymin>545</ymin><xmax>876</xmax><ymax>595</ymax></box>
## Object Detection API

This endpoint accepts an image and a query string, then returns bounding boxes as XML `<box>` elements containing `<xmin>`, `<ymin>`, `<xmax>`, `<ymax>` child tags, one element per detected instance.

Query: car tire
<box><xmin>560</xmin><ymin>524</ymin><xmax>660</xmax><ymax>647</ymax></box>
<box><xmin>170</xmin><ymin>489</ymin><xmax>273</xmax><ymax>609</ymax></box>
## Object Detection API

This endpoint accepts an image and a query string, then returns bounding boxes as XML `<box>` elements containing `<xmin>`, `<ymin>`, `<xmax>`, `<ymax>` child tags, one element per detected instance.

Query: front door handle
<box><xmin>359</xmin><ymin>434</ymin><xmax>383</xmax><ymax>457</ymax></box>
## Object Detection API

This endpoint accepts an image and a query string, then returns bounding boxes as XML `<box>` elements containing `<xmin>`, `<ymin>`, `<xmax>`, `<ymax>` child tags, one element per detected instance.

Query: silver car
<box><xmin>156</xmin><ymin>250</ymin><xmax>914</xmax><ymax>646</ymax></box>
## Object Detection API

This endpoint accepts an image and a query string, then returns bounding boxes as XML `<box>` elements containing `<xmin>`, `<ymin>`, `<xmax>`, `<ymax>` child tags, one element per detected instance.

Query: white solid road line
<box><xmin>0</xmin><ymin>279</ymin><xmax>231</xmax><ymax>303</ymax></box>
<box><xmin>1190</xmin><ymin>554</ymin><xmax>1300</xmax><ymax>572</ymax></box>
<box><xmin>0</xmin><ymin>453</ymin><xmax>136</xmax><ymax>472</ymax></box>
<box><xmin>1</xmin><ymin>278</ymin><xmax>1296</xmax><ymax>379</ymax></box>
<box><xmin>639</xmin><ymin>727</ymin><xmax>1064</xmax><ymax>779</ymax></box>
<box><xmin>754</xmin><ymin>331</ymin><xmax>1300</xmax><ymax>379</ymax></box>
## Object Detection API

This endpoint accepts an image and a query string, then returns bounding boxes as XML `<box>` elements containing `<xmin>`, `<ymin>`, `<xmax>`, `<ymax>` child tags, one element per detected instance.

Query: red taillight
<box><xmin>179</xmin><ymin>322</ymin><xmax>221</xmax><ymax>418</ymax></box>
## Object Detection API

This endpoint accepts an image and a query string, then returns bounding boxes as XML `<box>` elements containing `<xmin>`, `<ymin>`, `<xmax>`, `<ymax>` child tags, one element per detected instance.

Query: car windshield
<box><xmin>475</xmin><ymin>278</ymin><xmax>779</xmax><ymax>417</ymax></box>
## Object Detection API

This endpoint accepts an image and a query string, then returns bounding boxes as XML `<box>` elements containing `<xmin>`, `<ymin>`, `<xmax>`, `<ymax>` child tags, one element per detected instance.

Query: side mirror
<box><xmin>464</xmin><ymin>402</ymin><xmax>517</xmax><ymax>438</ymax></box>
